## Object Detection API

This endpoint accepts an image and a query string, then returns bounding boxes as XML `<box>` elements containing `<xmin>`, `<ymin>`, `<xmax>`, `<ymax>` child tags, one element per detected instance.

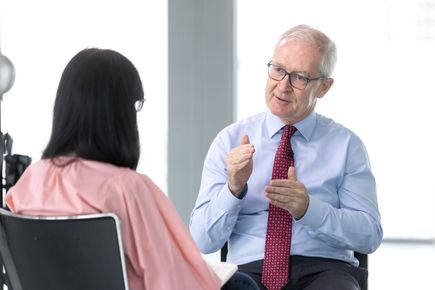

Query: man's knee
<box><xmin>303</xmin><ymin>269</ymin><xmax>362</xmax><ymax>290</ymax></box>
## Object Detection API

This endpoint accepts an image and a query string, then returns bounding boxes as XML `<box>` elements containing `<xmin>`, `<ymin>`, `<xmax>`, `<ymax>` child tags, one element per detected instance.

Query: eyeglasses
<box><xmin>134</xmin><ymin>98</ymin><xmax>145</xmax><ymax>112</ymax></box>
<box><xmin>267</xmin><ymin>61</ymin><xmax>325</xmax><ymax>90</ymax></box>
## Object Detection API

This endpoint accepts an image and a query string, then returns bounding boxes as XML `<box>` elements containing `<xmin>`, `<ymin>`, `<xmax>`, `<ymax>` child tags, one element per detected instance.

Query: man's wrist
<box><xmin>237</xmin><ymin>184</ymin><xmax>248</xmax><ymax>199</ymax></box>
<box><xmin>228</xmin><ymin>183</ymin><xmax>248</xmax><ymax>199</ymax></box>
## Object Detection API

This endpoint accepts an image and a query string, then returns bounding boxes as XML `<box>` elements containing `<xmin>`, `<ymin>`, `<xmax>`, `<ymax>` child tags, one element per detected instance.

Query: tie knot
<box><xmin>282</xmin><ymin>125</ymin><xmax>297</xmax><ymax>140</ymax></box>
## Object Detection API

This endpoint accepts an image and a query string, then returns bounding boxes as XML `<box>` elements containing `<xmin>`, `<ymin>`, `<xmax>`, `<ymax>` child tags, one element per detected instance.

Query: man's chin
<box><xmin>269</xmin><ymin>106</ymin><xmax>293</xmax><ymax>118</ymax></box>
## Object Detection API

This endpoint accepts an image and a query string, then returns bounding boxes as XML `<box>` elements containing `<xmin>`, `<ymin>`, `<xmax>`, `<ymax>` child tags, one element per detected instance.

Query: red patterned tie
<box><xmin>261</xmin><ymin>125</ymin><xmax>296</xmax><ymax>290</ymax></box>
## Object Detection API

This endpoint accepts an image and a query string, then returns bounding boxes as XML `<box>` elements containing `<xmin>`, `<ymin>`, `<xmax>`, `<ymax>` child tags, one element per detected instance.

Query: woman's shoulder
<box><xmin>42</xmin><ymin>157</ymin><xmax>161</xmax><ymax>197</ymax></box>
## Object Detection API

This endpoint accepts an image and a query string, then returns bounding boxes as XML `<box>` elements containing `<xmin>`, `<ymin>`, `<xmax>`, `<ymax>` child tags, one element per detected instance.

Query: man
<box><xmin>190</xmin><ymin>24</ymin><xmax>382</xmax><ymax>290</ymax></box>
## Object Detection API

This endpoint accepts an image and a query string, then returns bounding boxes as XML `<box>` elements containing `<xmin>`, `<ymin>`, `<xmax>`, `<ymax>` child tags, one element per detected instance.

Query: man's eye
<box><xmin>296</xmin><ymin>74</ymin><xmax>306</xmax><ymax>80</ymax></box>
<box><xmin>273</xmin><ymin>66</ymin><xmax>284</xmax><ymax>73</ymax></box>
<box><xmin>294</xmin><ymin>74</ymin><xmax>308</xmax><ymax>82</ymax></box>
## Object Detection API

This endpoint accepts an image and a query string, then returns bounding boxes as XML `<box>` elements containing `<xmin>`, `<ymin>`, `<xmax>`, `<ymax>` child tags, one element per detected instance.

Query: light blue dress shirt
<box><xmin>189</xmin><ymin>111</ymin><xmax>383</xmax><ymax>267</ymax></box>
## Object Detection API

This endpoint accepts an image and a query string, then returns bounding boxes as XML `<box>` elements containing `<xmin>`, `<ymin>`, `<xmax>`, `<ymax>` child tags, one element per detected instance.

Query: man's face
<box><xmin>265</xmin><ymin>38</ymin><xmax>333</xmax><ymax>124</ymax></box>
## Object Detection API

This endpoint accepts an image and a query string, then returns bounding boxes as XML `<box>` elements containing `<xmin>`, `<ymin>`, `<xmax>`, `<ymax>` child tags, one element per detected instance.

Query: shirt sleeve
<box><xmin>189</xmin><ymin>132</ymin><xmax>245</xmax><ymax>254</ymax></box>
<box><xmin>295</xmin><ymin>136</ymin><xmax>383</xmax><ymax>254</ymax></box>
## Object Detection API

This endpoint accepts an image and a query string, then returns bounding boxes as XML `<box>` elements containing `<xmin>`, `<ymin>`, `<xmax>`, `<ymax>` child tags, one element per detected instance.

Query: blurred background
<box><xmin>1</xmin><ymin>1</ymin><xmax>434</xmax><ymax>289</ymax></box>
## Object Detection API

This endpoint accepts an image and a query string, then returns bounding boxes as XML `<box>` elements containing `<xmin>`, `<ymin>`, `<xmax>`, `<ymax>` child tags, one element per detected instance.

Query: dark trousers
<box><xmin>238</xmin><ymin>256</ymin><xmax>368</xmax><ymax>290</ymax></box>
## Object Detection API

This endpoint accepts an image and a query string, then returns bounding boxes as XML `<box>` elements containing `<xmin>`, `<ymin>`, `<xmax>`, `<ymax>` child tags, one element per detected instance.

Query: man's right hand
<box><xmin>226</xmin><ymin>134</ymin><xmax>255</xmax><ymax>197</ymax></box>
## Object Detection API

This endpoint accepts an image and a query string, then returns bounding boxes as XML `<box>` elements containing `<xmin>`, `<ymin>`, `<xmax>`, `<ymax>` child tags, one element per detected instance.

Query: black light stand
<box><xmin>0</xmin><ymin>35</ymin><xmax>31</xmax><ymax>290</ymax></box>
<box><xmin>0</xmin><ymin>129</ymin><xmax>5</xmax><ymax>290</ymax></box>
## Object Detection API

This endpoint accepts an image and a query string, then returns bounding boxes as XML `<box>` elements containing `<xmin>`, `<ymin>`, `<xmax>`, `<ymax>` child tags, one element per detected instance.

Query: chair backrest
<box><xmin>354</xmin><ymin>251</ymin><xmax>368</xmax><ymax>269</ymax></box>
<box><xmin>0</xmin><ymin>208</ymin><xmax>129</xmax><ymax>290</ymax></box>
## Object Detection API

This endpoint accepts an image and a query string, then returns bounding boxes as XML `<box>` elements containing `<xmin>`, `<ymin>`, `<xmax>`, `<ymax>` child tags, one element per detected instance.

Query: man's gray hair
<box><xmin>277</xmin><ymin>24</ymin><xmax>337</xmax><ymax>78</ymax></box>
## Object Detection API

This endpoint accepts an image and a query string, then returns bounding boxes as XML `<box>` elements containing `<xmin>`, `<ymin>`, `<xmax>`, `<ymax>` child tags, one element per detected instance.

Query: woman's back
<box><xmin>6</xmin><ymin>157</ymin><xmax>221</xmax><ymax>290</ymax></box>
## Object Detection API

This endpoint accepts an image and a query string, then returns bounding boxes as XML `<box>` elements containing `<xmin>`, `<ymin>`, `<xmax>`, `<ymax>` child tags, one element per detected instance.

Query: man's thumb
<box><xmin>240</xmin><ymin>134</ymin><xmax>250</xmax><ymax>145</ymax></box>
<box><xmin>288</xmin><ymin>166</ymin><xmax>297</xmax><ymax>181</ymax></box>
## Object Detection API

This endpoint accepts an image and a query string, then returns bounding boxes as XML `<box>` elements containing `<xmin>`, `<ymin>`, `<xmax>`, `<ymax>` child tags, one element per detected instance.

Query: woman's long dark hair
<box><xmin>42</xmin><ymin>48</ymin><xmax>144</xmax><ymax>169</ymax></box>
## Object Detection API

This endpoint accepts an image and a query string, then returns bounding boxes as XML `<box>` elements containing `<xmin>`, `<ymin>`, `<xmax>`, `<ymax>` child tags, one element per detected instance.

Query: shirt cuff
<box><xmin>213</xmin><ymin>183</ymin><xmax>245</xmax><ymax>213</ymax></box>
<box><xmin>294</xmin><ymin>195</ymin><xmax>327</xmax><ymax>228</ymax></box>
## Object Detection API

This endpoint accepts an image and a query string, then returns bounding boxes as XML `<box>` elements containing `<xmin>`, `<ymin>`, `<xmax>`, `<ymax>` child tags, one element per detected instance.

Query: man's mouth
<box><xmin>274</xmin><ymin>94</ymin><xmax>291</xmax><ymax>103</ymax></box>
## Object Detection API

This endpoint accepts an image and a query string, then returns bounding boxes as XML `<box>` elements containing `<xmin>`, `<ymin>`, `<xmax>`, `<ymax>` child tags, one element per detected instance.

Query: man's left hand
<box><xmin>264</xmin><ymin>166</ymin><xmax>309</xmax><ymax>219</ymax></box>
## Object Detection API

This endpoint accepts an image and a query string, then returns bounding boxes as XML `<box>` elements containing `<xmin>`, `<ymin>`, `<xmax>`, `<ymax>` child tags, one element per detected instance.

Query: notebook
<box><xmin>208</xmin><ymin>261</ymin><xmax>238</xmax><ymax>286</ymax></box>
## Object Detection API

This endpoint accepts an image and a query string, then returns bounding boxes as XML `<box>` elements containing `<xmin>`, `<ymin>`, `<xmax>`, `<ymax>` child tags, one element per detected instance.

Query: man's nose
<box><xmin>277</xmin><ymin>74</ymin><xmax>293</xmax><ymax>91</ymax></box>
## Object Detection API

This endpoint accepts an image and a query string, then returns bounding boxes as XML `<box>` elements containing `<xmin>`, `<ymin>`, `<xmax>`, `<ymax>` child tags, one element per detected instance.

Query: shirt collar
<box><xmin>265</xmin><ymin>111</ymin><xmax>317</xmax><ymax>141</ymax></box>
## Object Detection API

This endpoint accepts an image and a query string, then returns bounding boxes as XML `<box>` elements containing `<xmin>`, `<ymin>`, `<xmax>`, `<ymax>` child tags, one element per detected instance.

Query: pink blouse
<box><xmin>5</xmin><ymin>157</ymin><xmax>221</xmax><ymax>290</ymax></box>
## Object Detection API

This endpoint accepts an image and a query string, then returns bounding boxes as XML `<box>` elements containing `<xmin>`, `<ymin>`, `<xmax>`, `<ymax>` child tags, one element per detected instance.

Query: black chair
<box><xmin>221</xmin><ymin>242</ymin><xmax>368</xmax><ymax>290</ymax></box>
<box><xmin>354</xmin><ymin>251</ymin><xmax>368</xmax><ymax>269</ymax></box>
<box><xmin>219</xmin><ymin>243</ymin><xmax>260</xmax><ymax>290</ymax></box>
<box><xmin>0</xmin><ymin>208</ymin><xmax>129</xmax><ymax>290</ymax></box>
<box><xmin>222</xmin><ymin>271</ymin><xmax>261</xmax><ymax>290</ymax></box>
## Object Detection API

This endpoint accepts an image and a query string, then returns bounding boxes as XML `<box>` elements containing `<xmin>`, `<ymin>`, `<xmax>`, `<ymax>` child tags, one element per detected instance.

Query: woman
<box><xmin>5</xmin><ymin>48</ymin><xmax>221</xmax><ymax>290</ymax></box>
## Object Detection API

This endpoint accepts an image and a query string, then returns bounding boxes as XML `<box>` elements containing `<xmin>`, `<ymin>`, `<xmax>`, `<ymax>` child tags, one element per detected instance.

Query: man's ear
<box><xmin>317</xmin><ymin>78</ymin><xmax>334</xmax><ymax>99</ymax></box>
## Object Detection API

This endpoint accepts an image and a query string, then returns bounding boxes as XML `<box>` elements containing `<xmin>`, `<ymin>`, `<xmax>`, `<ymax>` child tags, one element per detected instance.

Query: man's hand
<box><xmin>264</xmin><ymin>166</ymin><xmax>309</xmax><ymax>219</ymax></box>
<box><xmin>226</xmin><ymin>135</ymin><xmax>255</xmax><ymax>197</ymax></box>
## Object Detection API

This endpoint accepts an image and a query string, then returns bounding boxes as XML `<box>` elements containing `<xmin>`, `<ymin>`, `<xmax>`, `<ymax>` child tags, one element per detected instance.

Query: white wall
<box><xmin>0</xmin><ymin>0</ymin><xmax>168</xmax><ymax>191</ymax></box>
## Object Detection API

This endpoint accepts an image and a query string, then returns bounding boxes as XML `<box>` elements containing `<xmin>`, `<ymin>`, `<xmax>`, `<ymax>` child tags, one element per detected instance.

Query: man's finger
<box><xmin>240</xmin><ymin>134</ymin><xmax>250</xmax><ymax>145</ymax></box>
<box><xmin>288</xmin><ymin>166</ymin><xmax>297</xmax><ymax>181</ymax></box>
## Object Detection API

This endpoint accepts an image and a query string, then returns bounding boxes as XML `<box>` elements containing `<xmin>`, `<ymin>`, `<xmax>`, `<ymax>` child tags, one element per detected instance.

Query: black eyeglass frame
<box><xmin>134</xmin><ymin>98</ymin><xmax>146</xmax><ymax>112</ymax></box>
<box><xmin>267</xmin><ymin>61</ymin><xmax>326</xmax><ymax>90</ymax></box>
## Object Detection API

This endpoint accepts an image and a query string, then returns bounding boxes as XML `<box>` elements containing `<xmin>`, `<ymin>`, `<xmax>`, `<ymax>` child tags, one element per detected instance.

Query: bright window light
<box><xmin>0</xmin><ymin>0</ymin><xmax>168</xmax><ymax>192</ymax></box>
<box><xmin>237</xmin><ymin>0</ymin><xmax>435</xmax><ymax>240</ymax></box>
